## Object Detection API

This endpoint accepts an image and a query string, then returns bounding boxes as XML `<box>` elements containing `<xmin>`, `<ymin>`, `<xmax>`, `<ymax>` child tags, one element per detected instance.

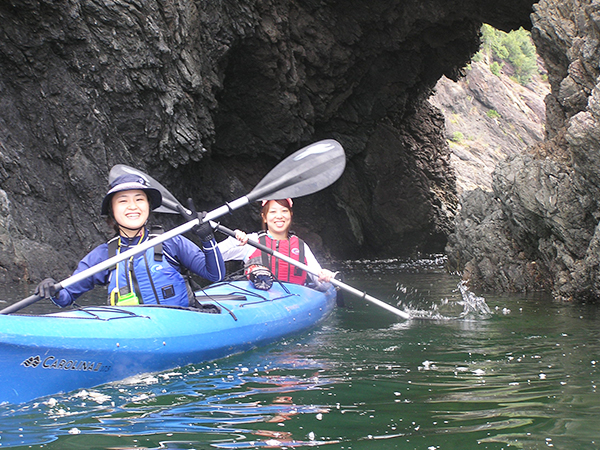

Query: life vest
<box><xmin>247</xmin><ymin>232</ymin><xmax>307</xmax><ymax>285</ymax></box>
<box><xmin>107</xmin><ymin>227</ymin><xmax>193</xmax><ymax>307</ymax></box>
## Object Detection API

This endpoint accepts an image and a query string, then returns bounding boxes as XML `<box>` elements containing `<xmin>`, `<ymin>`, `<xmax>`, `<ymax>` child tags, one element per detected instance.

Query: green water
<box><xmin>1</xmin><ymin>257</ymin><xmax>600</xmax><ymax>449</ymax></box>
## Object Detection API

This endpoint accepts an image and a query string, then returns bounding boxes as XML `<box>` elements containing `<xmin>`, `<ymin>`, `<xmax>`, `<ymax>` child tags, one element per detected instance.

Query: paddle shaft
<box><xmin>213</xmin><ymin>223</ymin><xmax>410</xmax><ymax>319</ymax></box>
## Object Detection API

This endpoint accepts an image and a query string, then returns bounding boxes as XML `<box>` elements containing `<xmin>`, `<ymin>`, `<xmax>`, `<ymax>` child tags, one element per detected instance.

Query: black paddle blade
<box><xmin>247</xmin><ymin>139</ymin><xmax>346</xmax><ymax>202</ymax></box>
<box><xmin>109</xmin><ymin>164</ymin><xmax>182</xmax><ymax>214</ymax></box>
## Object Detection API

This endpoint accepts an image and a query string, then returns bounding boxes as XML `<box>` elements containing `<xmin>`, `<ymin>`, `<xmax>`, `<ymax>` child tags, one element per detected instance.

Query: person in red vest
<box><xmin>218</xmin><ymin>198</ymin><xmax>335</xmax><ymax>289</ymax></box>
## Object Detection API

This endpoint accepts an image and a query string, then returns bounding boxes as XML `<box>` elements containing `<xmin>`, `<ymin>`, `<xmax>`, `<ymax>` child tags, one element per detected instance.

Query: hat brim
<box><xmin>101</xmin><ymin>183</ymin><xmax>162</xmax><ymax>216</ymax></box>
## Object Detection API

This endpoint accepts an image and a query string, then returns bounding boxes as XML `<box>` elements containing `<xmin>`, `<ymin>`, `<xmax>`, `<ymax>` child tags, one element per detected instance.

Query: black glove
<box><xmin>180</xmin><ymin>198</ymin><xmax>214</xmax><ymax>242</ymax></box>
<box><xmin>194</xmin><ymin>214</ymin><xmax>215</xmax><ymax>242</ymax></box>
<box><xmin>35</xmin><ymin>277</ymin><xmax>58</xmax><ymax>300</ymax></box>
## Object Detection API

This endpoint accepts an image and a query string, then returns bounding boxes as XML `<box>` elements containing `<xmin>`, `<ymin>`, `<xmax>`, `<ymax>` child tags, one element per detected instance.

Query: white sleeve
<box><xmin>303</xmin><ymin>242</ymin><xmax>323</xmax><ymax>282</ymax></box>
<box><xmin>217</xmin><ymin>233</ymin><xmax>258</xmax><ymax>263</ymax></box>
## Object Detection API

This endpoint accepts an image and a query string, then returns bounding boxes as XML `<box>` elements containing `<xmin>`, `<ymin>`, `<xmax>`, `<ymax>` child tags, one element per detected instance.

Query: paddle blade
<box><xmin>248</xmin><ymin>139</ymin><xmax>346</xmax><ymax>202</ymax></box>
<box><xmin>111</xmin><ymin>139</ymin><xmax>346</xmax><ymax>213</ymax></box>
<box><xmin>109</xmin><ymin>164</ymin><xmax>182</xmax><ymax>214</ymax></box>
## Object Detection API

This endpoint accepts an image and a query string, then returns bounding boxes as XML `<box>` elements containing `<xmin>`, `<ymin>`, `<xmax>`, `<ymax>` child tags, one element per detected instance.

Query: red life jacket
<box><xmin>247</xmin><ymin>232</ymin><xmax>307</xmax><ymax>285</ymax></box>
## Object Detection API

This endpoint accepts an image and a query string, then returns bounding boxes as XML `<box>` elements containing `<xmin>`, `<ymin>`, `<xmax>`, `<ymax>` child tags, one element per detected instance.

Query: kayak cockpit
<box><xmin>40</xmin><ymin>280</ymin><xmax>311</xmax><ymax>320</ymax></box>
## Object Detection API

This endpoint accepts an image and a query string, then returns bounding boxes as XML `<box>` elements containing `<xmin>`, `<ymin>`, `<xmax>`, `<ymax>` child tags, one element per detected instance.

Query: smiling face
<box><xmin>262</xmin><ymin>200</ymin><xmax>292</xmax><ymax>240</ymax></box>
<box><xmin>111</xmin><ymin>189</ymin><xmax>150</xmax><ymax>236</ymax></box>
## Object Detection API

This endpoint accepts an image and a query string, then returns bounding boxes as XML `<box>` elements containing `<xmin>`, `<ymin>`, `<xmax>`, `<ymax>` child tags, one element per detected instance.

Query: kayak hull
<box><xmin>0</xmin><ymin>281</ymin><xmax>336</xmax><ymax>404</ymax></box>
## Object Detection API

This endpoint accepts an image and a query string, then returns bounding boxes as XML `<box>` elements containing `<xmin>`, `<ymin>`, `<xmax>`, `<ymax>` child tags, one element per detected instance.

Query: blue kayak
<box><xmin>0</xmin><ymin>280</ymin><xmax>336</xmax><ymax>404</ymax></box>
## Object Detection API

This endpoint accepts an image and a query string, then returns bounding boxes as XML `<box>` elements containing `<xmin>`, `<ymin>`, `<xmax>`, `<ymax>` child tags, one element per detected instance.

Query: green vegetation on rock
<box><xmin>486</xmin><ymin>109</ymin><xmax>501</xmax><ymax>119</ymax></box>
<box><xmin>450</xmin><ymin>131</ymin><xmax>465</xmax><ymax>143</ymax></box>
<box><xmin>476</xmin><ymin>24</ymin><xmax>538</xmax><ymax>85</ymax></box>
<box><xmin>490</xmin><ymin>61</ymin><xmax>503</xmax><ymax>77</ymax></box>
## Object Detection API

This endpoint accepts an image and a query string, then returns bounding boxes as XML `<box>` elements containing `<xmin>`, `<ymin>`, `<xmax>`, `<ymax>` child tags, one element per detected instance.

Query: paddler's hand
<box><xmin>193</xmin><ymin>213</ymin><xmax>215</xmax><ymax>242</ymax></box>
<box><xmin>234</xmin><ymin>229</ymin><xmax>249</xmax><ymax>245</ymax></box>
<box><xmin>179</xmin><ymin>198</ymin><xmax>215</xmax><ymax>242</ymax></box>
<box><xmin>318</xmin><ymin>269</ymin><xmax>336</xmax><ymax>283</ymax></box>
<box><xmin>35</xmin><ymin>277</ymin><xmax>58</xmax><ymax>300</ymax></box>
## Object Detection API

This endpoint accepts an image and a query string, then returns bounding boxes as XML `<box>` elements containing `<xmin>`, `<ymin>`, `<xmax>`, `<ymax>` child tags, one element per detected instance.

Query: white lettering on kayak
<box><xmin>20</xmin><ymin>355</ymin><xmax>109</xmax><ymax>372</ymax></box>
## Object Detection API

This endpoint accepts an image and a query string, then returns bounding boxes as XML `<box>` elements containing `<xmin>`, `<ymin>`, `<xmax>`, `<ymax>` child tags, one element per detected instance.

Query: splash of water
<box><xmin>398</xmin><ymin>281</ymin><xmax>493</xmax><ymax>320</ymax></box>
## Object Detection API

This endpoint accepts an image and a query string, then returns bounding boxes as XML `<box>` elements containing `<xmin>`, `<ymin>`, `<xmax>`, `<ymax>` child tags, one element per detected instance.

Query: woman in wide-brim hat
<box><xmin>35</xmin><ymin>173</ymin><xmax>225</xmax><ymax>308</ymax></box>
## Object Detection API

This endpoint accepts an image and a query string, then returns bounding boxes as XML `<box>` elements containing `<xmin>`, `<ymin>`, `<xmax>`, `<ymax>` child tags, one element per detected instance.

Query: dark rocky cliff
<box><xmin>446</xmin><ymin>0</ymin><xmax>600</xmax><ymax>301</ymax></box>
<box><xmin>0</xmin><ymin>0</ymin><xmax>534</xmax><ymax>282</ymax></box>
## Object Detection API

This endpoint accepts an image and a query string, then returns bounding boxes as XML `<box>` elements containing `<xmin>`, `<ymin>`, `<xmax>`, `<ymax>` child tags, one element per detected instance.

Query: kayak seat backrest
<box><xmin>194</xmin><ymin>294</ymin><xmax>247</xmax><ymax>302</ymax></box>
<box><xmin>192</xmin><ymin>294</ymin><xmax>248</xmax><ymax>315</ymax></box>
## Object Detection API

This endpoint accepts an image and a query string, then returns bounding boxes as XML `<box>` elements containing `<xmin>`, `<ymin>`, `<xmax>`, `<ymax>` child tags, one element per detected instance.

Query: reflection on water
<box><xmin>1</xmin><ymin>256</ymin><xmax>600</xmax><ymax>449</ymax></box>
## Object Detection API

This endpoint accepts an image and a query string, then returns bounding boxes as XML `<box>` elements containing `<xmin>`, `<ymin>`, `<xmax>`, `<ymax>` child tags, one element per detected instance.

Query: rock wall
<box><xmin>446</xmin><ymin>0</ymin><xmax>600</xmax><ymax>301</ymax></box>
<box><xmin>432</xmin><ymin>60</ymin><xmax>549</xmax><ymax>193</ymax></box>
<box><xmin>0</xmin><ymin>0</ymin><xmax>534</xmax><ymax>282</ymax></box>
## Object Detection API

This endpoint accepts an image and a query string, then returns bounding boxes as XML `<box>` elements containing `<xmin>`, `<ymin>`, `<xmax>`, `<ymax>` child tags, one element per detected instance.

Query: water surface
<box><xmin>1</xmin><ymin>257</ymin><xmax>599</xmax><ymax>449</ymax></box>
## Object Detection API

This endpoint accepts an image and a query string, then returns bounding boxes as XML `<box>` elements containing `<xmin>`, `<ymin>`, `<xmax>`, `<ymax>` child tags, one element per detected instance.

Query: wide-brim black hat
<box><xmin>101</xmin><ymin>174</ymin><xmax>162</xmax><ymax>216</ymax></box>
